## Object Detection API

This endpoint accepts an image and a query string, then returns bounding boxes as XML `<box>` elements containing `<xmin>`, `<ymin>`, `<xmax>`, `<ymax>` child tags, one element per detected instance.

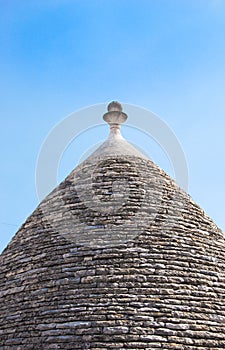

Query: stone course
<box><xmin>0</xmin><ymin>152</ymin><xmax>225</xmax><ymax>349</ymax></box>
<box><xmin>1</xmin><ymin>97</ymin><xmax>225</xmax><ymax>349</ymax></box>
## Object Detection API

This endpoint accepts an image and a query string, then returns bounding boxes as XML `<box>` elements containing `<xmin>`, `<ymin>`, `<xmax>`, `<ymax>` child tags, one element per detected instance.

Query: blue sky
<box><xmin>1</xmin><ymin>0</ymin><xmax>225</xmax><ymax>253</ymax></box>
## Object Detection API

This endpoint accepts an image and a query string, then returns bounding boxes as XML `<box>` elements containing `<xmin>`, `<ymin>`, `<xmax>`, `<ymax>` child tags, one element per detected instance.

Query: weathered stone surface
<box><xmin>0</xmin><ymin>102</ymin><xmax>225</xmax><ymax>348</ymax></box>
<box><xmin>0</xmin><ymin>153</ymin><xmax>225</xmax><ymax>349</ymax></box>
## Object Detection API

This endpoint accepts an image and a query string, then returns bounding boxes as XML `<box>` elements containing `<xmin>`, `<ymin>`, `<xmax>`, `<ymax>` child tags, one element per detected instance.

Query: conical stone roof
<box><xmin>1</xmin><ymin>102</ymin><xmax>225</xmax><ymax>349</ymax></box>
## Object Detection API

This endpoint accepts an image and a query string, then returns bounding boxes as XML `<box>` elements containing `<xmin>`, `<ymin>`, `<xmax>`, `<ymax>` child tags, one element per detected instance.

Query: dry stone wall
<box><xmin>0</xmin><ymin>155</ymin><xmax>225</xmax><ymax>349</ymax></box>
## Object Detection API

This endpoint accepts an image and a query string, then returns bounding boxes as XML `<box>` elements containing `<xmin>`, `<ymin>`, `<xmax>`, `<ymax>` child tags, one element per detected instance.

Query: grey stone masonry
<box><xmin>0</xmin><ymin>153</ymin><xmax>225</xmax><ymax>349</ymax></box>
<box><xmin>1</xmin><ymin>102</ymin><xmax>225</xmax><ymax>349</ymax></box>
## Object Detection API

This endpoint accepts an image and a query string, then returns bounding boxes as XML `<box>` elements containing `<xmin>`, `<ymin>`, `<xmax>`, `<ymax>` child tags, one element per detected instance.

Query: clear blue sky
<box><xmin>1</xmin><ymin>0</ymin><xmax>225</xmax><ymax>253</ymax></box>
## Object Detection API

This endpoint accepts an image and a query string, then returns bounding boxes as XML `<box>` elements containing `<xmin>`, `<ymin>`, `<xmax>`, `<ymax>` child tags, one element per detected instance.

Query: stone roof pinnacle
<box><xmin>103</xmin><ymin>101</ymin><xmax>128</xmax><ymax>133</ymax></box>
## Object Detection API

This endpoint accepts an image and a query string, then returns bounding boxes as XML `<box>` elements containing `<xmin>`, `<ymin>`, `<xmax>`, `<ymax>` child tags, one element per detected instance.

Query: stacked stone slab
<box><xmin>1</xmin><ymin>102</ymin><xmax>225</xmax><ymax>349</ymax></box>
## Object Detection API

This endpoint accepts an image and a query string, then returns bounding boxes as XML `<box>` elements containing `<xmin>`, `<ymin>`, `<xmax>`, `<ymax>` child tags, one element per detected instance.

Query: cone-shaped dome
<box><xmin>1</xmin><ymin>103</ymin><xmax>225</xmax><ymax>349</ymax></box>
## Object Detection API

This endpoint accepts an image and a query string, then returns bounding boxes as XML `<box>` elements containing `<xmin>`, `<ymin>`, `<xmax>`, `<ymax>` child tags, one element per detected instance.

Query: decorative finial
<box><xmin>103</xmin><ymin>101</ymin><xmax>128</xmax><ymax>127</ymax></box>
<box><xmin>107</xmin><ymin>101</ymin><xmax>123</xmax><ymax>112</ymax></box>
